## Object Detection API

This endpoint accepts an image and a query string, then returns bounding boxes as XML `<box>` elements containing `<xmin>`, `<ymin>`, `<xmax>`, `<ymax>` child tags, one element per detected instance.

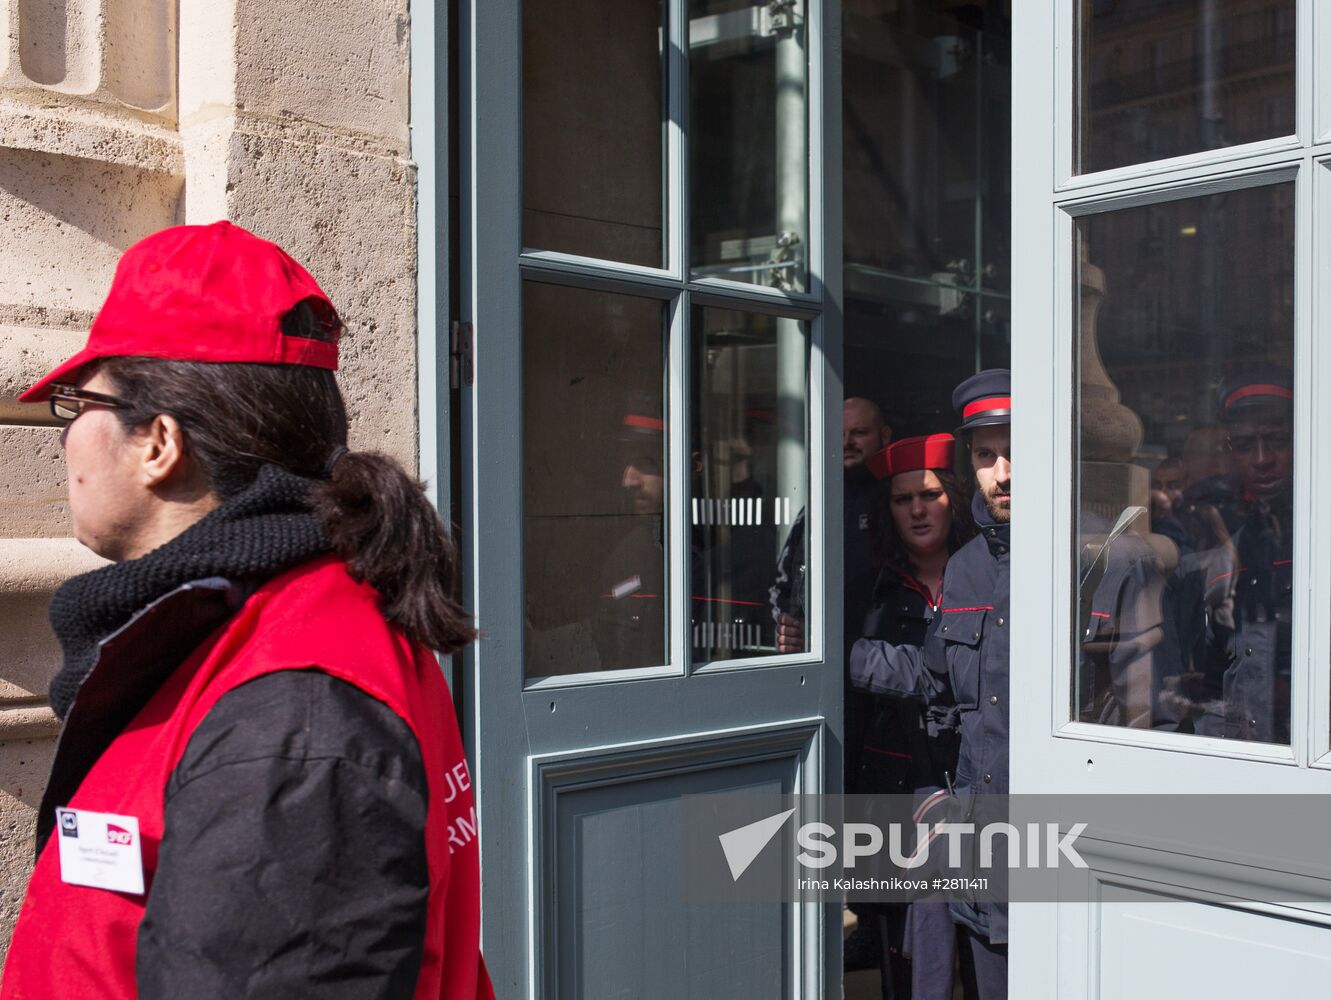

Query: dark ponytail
<box><xmin>314</xmin><ymin>451</ymin><xmax>476</xmax><ymax>652</ymax></box>
<box><xmin>99</xmin><ymin>300</ymin><xmax>476</xmax><ymax>653</ymax></box>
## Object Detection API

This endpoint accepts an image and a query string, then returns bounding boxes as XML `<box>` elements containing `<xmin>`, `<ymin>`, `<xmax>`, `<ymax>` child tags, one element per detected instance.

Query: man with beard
<box><xmin>593</xmin><ymin>412</ymin><xmax>668</xmax><ymax>669</ymax></box>
<box><xmin>849</xmin><ymin>369</ymin><xmax>1012</xmax><ymax>1000</ymax></box>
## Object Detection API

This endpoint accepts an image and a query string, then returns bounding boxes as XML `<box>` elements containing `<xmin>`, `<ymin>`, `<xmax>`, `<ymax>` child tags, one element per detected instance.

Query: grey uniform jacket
<box><xmin>849</xmin><ymin>493</ymin><xmax>1010</xmax><ymax>943</ymax></box>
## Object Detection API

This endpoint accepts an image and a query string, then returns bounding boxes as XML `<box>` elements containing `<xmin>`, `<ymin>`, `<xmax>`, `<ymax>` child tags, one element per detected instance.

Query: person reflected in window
<box><xmin>1163</xmin><ymin>369</ymin><xmax>1293</xmax><ymax>743</ymax></box>
<box><xmin>858</xmin><ymin>433</ymin><xmax>976</xmax><ymax>1000</ymax></box>
<box><xmin>1182</xmin><ymin>424</ymin><xmax>1232</xmax><ymax>486</ymax></box>
<box><xmin>1149</xmin><ymin>457</ymin><xmax>1188</xmax><ymax>551</ymax></box>
<box><xmin>1173</xmin><ymin>424</ymin><xmax>1240</xmax><ymax>555</ymax></box>
<box><xmin>594</xmin><ymin>412</ymin><xmax>668</xmax><ymax>670</ymax></box>
<box><xmin>622</xmin><ymin>449</ymin><xmax>665</xmax><ymax>516</ymax></box>
<box><xmin>1076</xmin><ymin>499</ymin><xmax>1173</xmax><ymax>730</ymax></box>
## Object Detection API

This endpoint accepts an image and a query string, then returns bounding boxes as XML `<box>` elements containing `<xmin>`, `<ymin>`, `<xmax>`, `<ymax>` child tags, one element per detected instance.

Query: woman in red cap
<box><xmin>2</xmin><ymin>222</ymin><xmax>493</xmax><ymax>999</ymax></box>
<box><xmin>859</xmin><ymin>432</ymin><xmax>975</xmax><ymax>1000</ymax></box>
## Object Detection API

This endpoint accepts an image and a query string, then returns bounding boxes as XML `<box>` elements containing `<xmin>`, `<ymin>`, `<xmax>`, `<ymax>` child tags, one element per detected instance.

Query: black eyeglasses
<box><xmin>48</xmin><ymin>384</ymin><xmax>130</xmax><ymax>423</ymax></box>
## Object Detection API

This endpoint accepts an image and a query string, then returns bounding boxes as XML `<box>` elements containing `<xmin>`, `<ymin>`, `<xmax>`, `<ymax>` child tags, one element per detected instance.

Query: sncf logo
<box><xmin>106</xmin><ymin>824</ymin><xmax>133</xmax><ymax>847</ymax></box>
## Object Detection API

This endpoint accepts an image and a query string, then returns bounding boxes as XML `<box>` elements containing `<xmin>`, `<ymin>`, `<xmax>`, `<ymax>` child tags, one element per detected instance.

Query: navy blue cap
<box><xmin>1216</xmin><ymin>366</ymin><xmax>1292</xmax><ymax>421</ymax></box>
<box><xmin>953</xmin><ymin>368</ymin><xmax>1011</xmax><ymax>434</ymax></box>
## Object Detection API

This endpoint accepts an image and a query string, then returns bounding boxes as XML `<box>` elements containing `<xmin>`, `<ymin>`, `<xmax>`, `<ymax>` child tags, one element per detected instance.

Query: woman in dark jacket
<box><xmin>860</xmin><ymin>433</ymin><xmax>975</xmax><ymax>795</ymax></box>
<box><xmin>858</xmin><ymin>433</ymin><xmax>975</xmax><ymax>1000</ymax></box>
<box><xmin>2</xmin><ymin>222</ymin><xmax>493</xmax><ymax>1000</ymax></box>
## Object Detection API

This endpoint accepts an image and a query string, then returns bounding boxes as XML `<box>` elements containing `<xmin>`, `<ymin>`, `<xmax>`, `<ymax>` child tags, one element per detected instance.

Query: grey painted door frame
<box><xmin>428</xmin><ymin>1</ymin><xmax>849</xmax><ymax>996</ymax></box>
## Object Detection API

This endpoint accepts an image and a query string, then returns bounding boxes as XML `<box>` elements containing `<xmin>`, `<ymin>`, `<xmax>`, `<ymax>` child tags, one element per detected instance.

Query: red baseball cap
<box><xmin>20</xmin><ymin>221</ymin><xmax>339</xmax><ymax>402</ymax></box>
<box><xmin>866</xmin><ymin>433</ymin><xmax>956</xmax><ymax>481</ymax></box>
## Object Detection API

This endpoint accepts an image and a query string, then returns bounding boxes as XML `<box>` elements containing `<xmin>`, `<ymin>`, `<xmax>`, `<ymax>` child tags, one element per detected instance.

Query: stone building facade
<box><xmin>0</xmin><ymin>0</ymin><xmax>418</xmax><ymax>953</ymax></box>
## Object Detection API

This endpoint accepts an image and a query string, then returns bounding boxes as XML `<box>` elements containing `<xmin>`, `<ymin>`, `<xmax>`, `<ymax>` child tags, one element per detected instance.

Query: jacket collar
<box><xmin>35</xmin><ymin>577</ymin><xmax>251</xmax><ymax>853</ymax></box>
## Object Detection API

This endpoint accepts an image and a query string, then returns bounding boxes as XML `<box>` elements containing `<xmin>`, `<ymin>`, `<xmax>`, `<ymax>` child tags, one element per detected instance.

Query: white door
<box><xmin>452</xmin><ymin>1</ymin><xmax>847</xmax><ymax>996</ymax></box>
<box><xmin>1010</xmin><ymin>2</ymin><xmax>1331</xmax><ymax>997</ymax></box>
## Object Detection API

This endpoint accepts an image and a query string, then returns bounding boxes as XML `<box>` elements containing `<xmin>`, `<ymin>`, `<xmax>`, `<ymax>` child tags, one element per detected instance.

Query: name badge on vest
<box><xmin>55</xmin><ymin>807</ymin><xmax>144</xmax><ymax>895</ymax></box>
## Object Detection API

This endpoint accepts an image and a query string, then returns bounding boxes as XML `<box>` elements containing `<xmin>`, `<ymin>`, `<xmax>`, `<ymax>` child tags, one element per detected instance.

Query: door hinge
<box><xmin>450</xmin><ymin>321</ymin><xmax>474</xmax><ymax>389</ymax></box>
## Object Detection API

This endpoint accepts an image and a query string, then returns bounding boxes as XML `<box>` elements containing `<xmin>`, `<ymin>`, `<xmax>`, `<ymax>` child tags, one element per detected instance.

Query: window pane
<box><xmin>1074</xmin><ymin>183</ymin><xmax>1295</xmax><ymax>745</ymax></box>
<box><xmin>1078</xmin><ymin>0</ymin><xmax>1296</xmax><ymax>174</ymax></box>
<box><xmin>523</xmin><ymin>0</ymin><xmax>665</xmax><ymax>266</ymax></box>
<box><xmin>691</xmin><ymin>306</ymin><xmax>808</xmax><ymax>661</ymax></box>
<box><xmin>843</xmin><ymin>1</ymin><xmax>1012</xmax><ymax>433</ymax></box>
<box><xmin>523</xmin><ymin>283</ymin><xmax>668</xmax><ymax>677</ymax></box>
<box><xmin>690</xmin><ymin>0</ymin><xmax>808</xmax><ymax>292</ymax></box>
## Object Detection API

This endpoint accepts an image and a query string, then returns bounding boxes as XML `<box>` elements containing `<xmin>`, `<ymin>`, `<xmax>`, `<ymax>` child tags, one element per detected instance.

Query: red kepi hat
<box><xmin>20</xmin><ymin>221</ymin><xmax>340</xmax><ymax>402</ymax></box>
<box><xmin>866</xmin><ymin>433</ymin><xmax>956</xmax><ymax>481</ymax></box>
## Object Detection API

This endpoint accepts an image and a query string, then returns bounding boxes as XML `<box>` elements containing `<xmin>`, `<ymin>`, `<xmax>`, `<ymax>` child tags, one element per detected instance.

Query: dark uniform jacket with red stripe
<box><xmin>849</xmin><ymin>493</ymin><xmax>1010</xmax><ymax>943</ymax></box>
<box><xmin>852</xmin><ymin>495</ymin><xmax>1186</xmax><ymax>944</ymax></box>
<box><xmin>1166</xmin><ymin>496</ymin><xmax>1293</xmax><ymax>742</ymax></box>
<box><xmin>857</xmin><ymin>567</ymin><xmax>961</xmax><ymax>796</ymax></box>
<box><xmin>1076</xmin><ymin>510</ymin><xmax>1174</xmax><ymax>731</ymax></box>
<box><xmin>1</xmin><ymin>556</ymin><xmax>493</xmax><ymax>1000</ymax></box>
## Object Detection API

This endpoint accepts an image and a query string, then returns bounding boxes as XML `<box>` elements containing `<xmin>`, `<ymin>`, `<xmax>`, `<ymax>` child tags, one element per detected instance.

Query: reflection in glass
<box><xmin>1074</xmin><ymin>184</ymin><xmax>1294</xmax><ymax>745</ymax></box>
<box><xmin>523</xmin><ymin>283</ymin><xmax>668</xmax><ymax>677</ymax></box>
<box><xmin>1078</xmin><ymin>0</ymin><xmax>1296</xmax><ymax>174</ymax></box>
<box><xmin>523</xmin><ymin>0</ymin><xmax>665</xmax><ymax>265</ymax></box>
<box><xmin>692</xmin><ymin>307</ymin><xmax>808</xmax><ymax>660</ymax></box>
<box><xmin>690</xmin><ymin>0</ymin><xmax>807</xmax><ymax>291</ymax></box>
<box><xmin>842</xmin><ymin>0</ymin><xmax>1011</xmax><ymax>436</ymax></box>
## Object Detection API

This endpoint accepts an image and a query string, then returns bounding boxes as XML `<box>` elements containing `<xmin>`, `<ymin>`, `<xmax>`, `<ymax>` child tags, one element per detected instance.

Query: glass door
<box><xmin>1011</xmin><ymin>2</ymin><xmax>1331</xmax><ymax>997</ymax></box>
<box><xmin>457</xmin><ymin>0</ymin><xmax>844</xmax><ymax>995</ymax></box>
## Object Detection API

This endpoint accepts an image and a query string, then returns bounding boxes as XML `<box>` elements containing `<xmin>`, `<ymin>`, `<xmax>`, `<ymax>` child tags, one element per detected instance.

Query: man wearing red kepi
<box><xmin>1</xmin><ymin>221</ymin><xmax>494</xmax><ymax>999</ymax></box>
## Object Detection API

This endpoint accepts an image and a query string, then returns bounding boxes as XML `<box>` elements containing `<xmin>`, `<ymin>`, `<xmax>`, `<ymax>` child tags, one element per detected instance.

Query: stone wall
<box><xmin>0</xmin><ymin>0</ymin><xmax>417</xmax><ymax>953</ymax></box>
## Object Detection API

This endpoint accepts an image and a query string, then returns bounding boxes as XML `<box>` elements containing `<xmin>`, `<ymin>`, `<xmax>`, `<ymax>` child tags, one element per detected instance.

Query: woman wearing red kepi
<box><xmin>859</xmin><ymin>432</ymin><xmax>976</xmax><ymax>1000</ymax></box>
<box><xmin>1</xmin><ymin>221</ymin><xmax>494</xmax><ymax>999</ymax></box>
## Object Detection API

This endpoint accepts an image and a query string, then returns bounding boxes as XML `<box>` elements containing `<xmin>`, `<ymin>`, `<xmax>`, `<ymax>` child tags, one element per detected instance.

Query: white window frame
<box><xmin>1012</xmin><ymin>2</ymin><xmax>1331</xmax><ymax>995</ymax></box>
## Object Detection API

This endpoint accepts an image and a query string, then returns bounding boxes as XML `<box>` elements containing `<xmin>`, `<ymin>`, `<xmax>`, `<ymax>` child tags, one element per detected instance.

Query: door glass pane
<box><xmin>1077</xmin><ymin>0</ymin><xmax>1296</xmax><ymax>175</ymax></box>
<box><xmin>843</xmin><ymin>1</ymin><xmax>1012</xmax><ymax>435</ymax></box>
<box><xmin>523</xmin><ymin>0</ymin><xmax>665</xmax><ymax>266</ymax></box>
<box><xmin>691</xmin><ymin>306</ymin><xmax>808</xmax><ymax>661</ymax></box>
<box><xmin>523</xmin><ymin>282</ymin><xmax>668</xmax><ymax>677</ymax></box>
<box><xmin>1074</xmin><ymin>183</ymin><xmax>1295</xmax><ymax>745</ymax></box>
<box><xmin>690</xmin><ymin>0</ymin><xmax>808</xmax><ymax>292</ymax></box>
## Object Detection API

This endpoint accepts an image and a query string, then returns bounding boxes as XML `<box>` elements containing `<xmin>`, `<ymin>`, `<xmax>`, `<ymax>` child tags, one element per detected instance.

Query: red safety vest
<box><xmin>1</xmin><ymin>556</ymin><xmax>493</xmax><ymax>999</ymax></box>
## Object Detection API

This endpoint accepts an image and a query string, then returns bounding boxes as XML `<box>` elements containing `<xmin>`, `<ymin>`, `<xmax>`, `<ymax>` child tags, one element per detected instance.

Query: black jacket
<box><xmin>849</xmin><ymin>494</ymin><xmax>1011</xmax><ymax>942</ymax></box>
<box><xmin>857</xmin><ymin>567</ymin><xmax>961</xmax><ymax>795</ymax></box>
